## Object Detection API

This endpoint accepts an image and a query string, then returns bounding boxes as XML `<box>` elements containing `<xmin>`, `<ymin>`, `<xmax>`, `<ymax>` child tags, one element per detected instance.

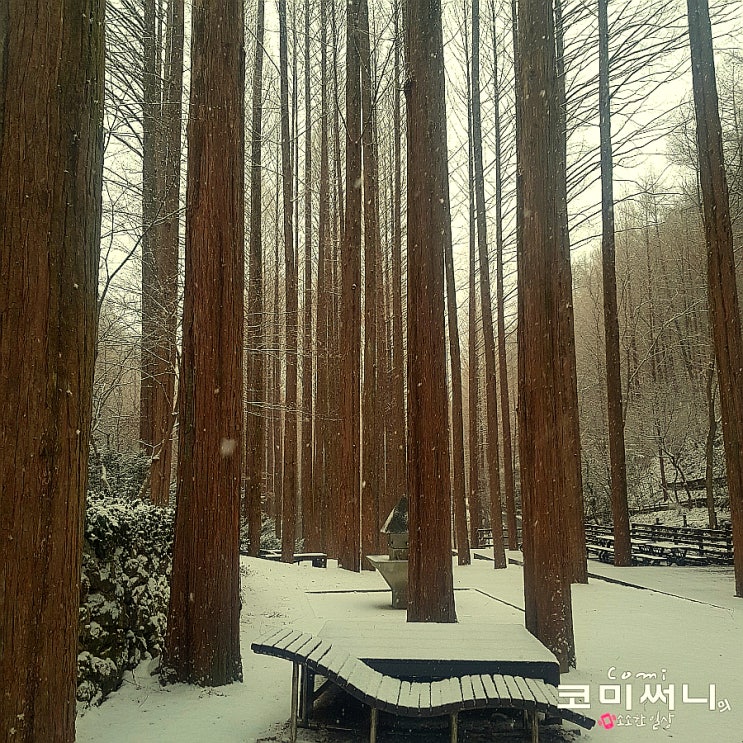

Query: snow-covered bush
<box><xmin>239</xmin><ymin>511</ymin><xmax>284</xmax><ymax>552</ymax></box>
<box><xmin>78</xmin><ymin>488</ymin><xmax>174</xmax><ymax>707</ymax></box>
<box><xmin>88</xmin><ymin>448</ymin><xmax>150</xmax><ymax>500</ymax></box>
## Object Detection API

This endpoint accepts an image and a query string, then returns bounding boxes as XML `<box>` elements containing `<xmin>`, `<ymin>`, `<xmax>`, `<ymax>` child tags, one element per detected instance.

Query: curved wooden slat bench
<box><xmin>252</xmin><ymin>627</ymin><xmax>595</xmax><ymax>742</ymax></box>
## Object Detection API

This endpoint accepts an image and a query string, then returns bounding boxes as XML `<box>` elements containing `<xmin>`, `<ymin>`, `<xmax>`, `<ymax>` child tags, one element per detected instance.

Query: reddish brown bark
<box><xmin>464</xmin><ymin>5</ymin><xmax>484</xmax><ymax>551</ymax></box>
<box><xmin>271</xmin><ymin>136</ymin><xmax>283</xmax><ymax>538</ymax></box>
<box><xmin>301</xmin><ymin>0</ymin><xmax>316</xmax><ymax>551</ymax></box>
<box><xmin>554</xmin><ymin>0</ymin><xmax>587</xmax><ymax>583</ymax></box>
<box><xmin>510</xmin><ymin>0</ymin><xmax>524</xmax><ymax>553</ymax></box>
<box><xmin>445</xmin><ymin>183</ymin><xmax>471</xmax><ymax>565</ymax></box>
<box><xmin>598</xmin><ymin>0</ymin><xmax>631</xmax><ymax>567</ymax></box>
<box><xmin>324</xmin><ymin>0</ymin><xmax>344</xmax><ymax>559</ymax></box>
<box><xmin>389</xmin><ymin>0</ymin><xmax>408</xmax><ymax>513</ymax></box>
<box><xmin>140</xmin><ymin>0</ymin><xmax>159</xmax><ymax>460</ymax></box>
<box><xmin>312</xmin><ymin>0</ymin><xmax>331</xmax><ymax>553</ymax></box>
<box><xmin>360</xmin><ymin>0</ymin><xmax>383</xmax><ymax>562</ymax></box>
<box><xmin>245</xmin><ymin>0</ymin><xmax>266</xmax><ymax>557</ymax></box>
<box><xmin>405</xmin><ymin>0</ymin><xmax>457</xmax><ymax>623</ymax></box>
<box><xmin>439</xmin><ymin>4</ymin><xmax>469</xmax><ymax>566</ymax></box>
<box><xmin>0</xmin><ymin>3</ymin><xmax>104</xmax><ymax>739</ymax></box>
<box><xmin>687</xmin><ymin>0</ymin><xmax>743</xmax><ymax>597</ymax></box>
<box><xmin>164</xmin><ymin>0</ymin><xmax>244</xmax><ymax>685</ymax></box>
<box><xmin>472</xmin><ymin>0</ymin><xmax>506</xmax><ymax>568</ymax></box>
<box><xmin>705</xmin><ymin>354</ymin><xmax>718</xmax><ymax>530</ymax></box>
<box><xmin>338</xmin><ymin>0</ymin><xmax>363</xmax><ymax>571</ymax></box>
<box><xmin>518</xmin><ymin>0</ymin><xmax>576</xmax><ymax>670</ymax></box>
<box><xmin>149</xmin><ymin>0</ymin><xmax>184</xmax><ymax>507</ymax></box>
<box><xmin>490</xmin><ymin>0</ymin><xmax>518</xmax><ymax>552</ymax></box>
<box><xmin>279</xmin><ymin>0</ymin><xmax>299</xmax><ymax>563</ymax></box>
<box><xmin>379</xmin><ymin>239</ymin><xmax>396</xmax><ymax>525</ymax></box>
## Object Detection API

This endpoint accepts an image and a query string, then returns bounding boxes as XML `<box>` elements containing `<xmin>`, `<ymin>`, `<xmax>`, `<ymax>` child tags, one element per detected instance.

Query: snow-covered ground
<box><xmin>76</xmin><ymin>553</ymin><xmax>743</xmax><ymax>742</ymax></box>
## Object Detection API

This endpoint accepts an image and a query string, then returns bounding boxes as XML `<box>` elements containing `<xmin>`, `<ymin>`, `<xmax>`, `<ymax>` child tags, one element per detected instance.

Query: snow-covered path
<box><xmin>76</xmin><ymin>555</ymin><xmax>743</xmax><ymax>742</ymax></box>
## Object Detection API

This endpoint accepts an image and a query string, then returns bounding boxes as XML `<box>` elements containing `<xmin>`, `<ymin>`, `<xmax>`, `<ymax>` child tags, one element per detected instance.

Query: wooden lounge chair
<box><xmin>252</xmin><ymin>627</ymin><xmax>595</xmax><ymax>742</ymax></box>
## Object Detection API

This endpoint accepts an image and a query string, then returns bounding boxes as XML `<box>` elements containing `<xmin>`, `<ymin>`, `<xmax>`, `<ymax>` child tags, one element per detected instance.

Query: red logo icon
<box><xmin>599</xmin><ymin>713</ymin><xmax>617</xmax><ymax>730</ymax></box>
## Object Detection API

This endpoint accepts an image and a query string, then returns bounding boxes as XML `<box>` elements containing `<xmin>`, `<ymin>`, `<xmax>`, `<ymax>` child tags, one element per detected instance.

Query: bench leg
<box><xmin>450</xmin><ymin>712</ymin><xmax>458</xmax><ymax>743</ymax></box>
<box><xmin>290</xmin><ymin>662</ymin><xmax>299</xmax><ymax>743</ymax></box>
<box><xmin>527</xmin><ymin>710</ymin><xmax>538</xmax><ymax>743</ymax></box>
<box><xmin>299</xmin><ymin>668</ymin><xmax>313</xmax><ymax>726</ymax></box>
<box><xmin>369</xmin><ymin>707</ymin><xmax>378</xmax><ymax>743</ymax></box>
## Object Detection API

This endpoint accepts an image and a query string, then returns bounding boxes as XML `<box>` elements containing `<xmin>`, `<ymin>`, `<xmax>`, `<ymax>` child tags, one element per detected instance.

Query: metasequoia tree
<box><xmin>471</xmin><ymin>0</ymin><xmax>506</xmax><ymax>568</ymax></box>
<box><xmin>270</xmin><ymin>134</ymin><xmax>284</xmax><ymax>538</ymax></box>
<box><xmin>245</xmin><ymin>0</ymin><xmax>266</xmax><ymax>557</ymax></box>
<box><xmin>464</xmin><ymin>4</ymin><xmax>484</xmax><ymax>550</ymax></box>
<box><xmin>312</xmin><ymin>0</ymin><xmax>332</xmax><ymax>553</ymax></box>
<box><xmin>360</xmin><ymin>0</ymin><xmax>384</xmax><ymax>561</ymax></box>
<box><xmin>443</xmin><ymin>78</ymin><xmax>471</xmax><ymax>563</ymax></box>
<box><xmin>301</xmin><ymin>0</ymin><xmax>316</xmax><ymax>553</ymax></box>
<box><xmin>139</xmin><ymin>0</ymin><xmax>182</xmax><ymax>505</ymax></box>
<box><xmin>490</xmin><ymin>0</ymin><xmax>518</xmax><ymax>552</ymax></box>
<box><xmin>325</xmin><ymin>0</ymin><xmax>345</xmax><ymax>557</ymax></box>
<box><xmin>445</xmin><ymin>179</ymin><xmax>471</xmax><ymax>564</ymax></box>
<box><xmin>164</xmin><ymin>0</ymin><xmax>244</xmax><ymax>684</ymax></box>
<box><xmin>518</xmin><ymin>0</ymin><xmax>576</xmax><ymax>670</ymax></box>
<box><xmin>686</xmin><ymin>0</ymin><xmax>743</xmax><ymax>597</ymax></box>
<box><xmin>405</xmin><ymin>0</ymin><xmax>457</xmax><ymax>623</ymax></box>
<box><xmin>147</xmin><ymin>0</ymin><xmax>184</xmax><ymax>506</ymax></box>
<box><xmin>389</xmin><ymin>0</ymin><xmax>408</xmax><ymax>513</ymax></box>
<box><xmin>704</xmin><ymin>354</ymin><xmax>718</xmax><ymax>529</ymax></box>
<box><xmin>554</xmin><ymin>0</ymin><xmax>587</xmax><ymax>584</ymax></box>
<box><xmin>105</xmin><ymin>0</ymin><xmax>183</xmax><ymax>505</ymax></box>
<box><xmin>598</xmin><ymin>0</ymin><xmax>631</xmax><ymax>566</ymax></box>
<box><xmin>278</xmin><ymin>0</ymin><xmax>299</xmax><ymax>563</ymax></box>
<box><xmin>0</xmin><ymin>0</ymin><xmax>104</xmax><ymax>739</ymax></box>
<box><xmin>139</xmin><ymin>0</ymin><xmax>159</xmax><ymax>460</ymax></box>
<box><xmin>338</xmin><ymin>0</ymin><xmax>363</xmax><ymax>571</ymax></box>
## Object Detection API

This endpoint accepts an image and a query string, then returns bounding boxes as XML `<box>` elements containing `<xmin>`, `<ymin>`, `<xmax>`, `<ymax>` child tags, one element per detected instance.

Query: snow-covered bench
<box><xmin>252</xmin><ymin>627</ymin><xmax>595</xmax><ymax>742</ymax></box>
<box><xmin>250</xmin><ymin>550</ymin><xmax>328</xmax><ymax>567</ymax></box>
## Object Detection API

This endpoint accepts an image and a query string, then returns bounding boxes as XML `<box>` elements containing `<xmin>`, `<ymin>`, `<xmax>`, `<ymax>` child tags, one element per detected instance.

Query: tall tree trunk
<box><xmin>378</xmin><ymin>224</ymin><xmax>395</xmax><ymax>522</ymax></box>
<box><xmin>554</xmin><ymin>0</ymin><xmax>587</xmax><ymax>584</ymax></box>
<box><xmin>338</xmin><ymin>0</ymin><xmax>363</xmax><ymax>571</ymax></box>
<box><xmin>444</xmin><ymin>172</ymin><xmax>471</xmax><ymax>565</ymax></box>
<box><xmin>279</xmin><ymin>0</ymin><xmax>299</xmax><ymax>562</ymax></box>
<box><xmin>291</xmin><ymin>1</ymin><xmax>302</xmax><ymax>538</ymax></box>
<box><xmin>313</xmin><ymin>0</ymin><xmax>330</xmax><ymax>553</ymax></box>
<box><xmin>510</xmin><ymin>0</ymin><xmax>522</xmax><ymax>536</ymax></box>
<box><xmin>301</xmin><ymin>0</ymin><xmax>315</xmax><ymax>551</ymax></box>
<box><xmin>0</xmin><ymin>2</ymin><xmax>104</xmax><ymax>737</ymax></box>
<box><xmin>360</xmin><ymin>0</ymin><xmax>383</xmax><ymax>562</ymax></box>
<box><xmin>471</xmin><ymin>0</ymin><xmax>506</xmax><ymax>569</ymax></box>
<box><xmin>464</xmin><ymin>3</ymin><xmax>483</xmax><ymax>550</ymax></box>
<box><xmin>405</xmin><ymin>0</ymin><xmax>457</xmax><ymax>623</ymax></box>
<box><xmin>246</xmin><ymin>0</ymin><xmax>266</xmax><ymax>557</ymax></box>
<box><xmin>643</xmin><ymin>207</ymin><xmax>668</xmax><ymax>502</ymax></box>
<box><xmin>599</xmin><ymin>0</ymin><xmax>631</xmax><ymax>566</ymax></box>
<box><xmin>325</xmin><ymin>0</ymin><xmax>343</xmax><ymax>558</ymax></box>
<box><xmin>140</xmin><ymin>0</ymin><xmax>159</xmax><ymax>461</ymax></box>
<box><xmin>148</xmin><ymin>0</ymin><xmax>184</xmax><ymax>507</ymax></box>
<box><xmin>687</xmin><ymin>0</ymin><xmax>743</xmax><ymax>596</ymax></box>
<box><xmin>705</xmin><ymin>353</ymin><xmax>718</xmax><ymax>529</ymax></box>
<box><xmin>272</xmin><ymin>134</ymin><xmax>284</xmax><ymax>538</ymax></box>
<box><xmin>389</xmin><ymin>0</ymin><xmax>407</xmax><ymax>511</ymax></box>
<box><xmin>165</xmin><ymin>0</ymin><xmax>244</xmax><ymax>685</ymax></box>
<box><xmin>518</xmin><ymin>0</ymin><xmax>576</xmax><ymax>670</ymax></box>
<box><xmin>490</xmin><ymin>0</ymin><xmax>517</xmax><ymax>551</ymax></box>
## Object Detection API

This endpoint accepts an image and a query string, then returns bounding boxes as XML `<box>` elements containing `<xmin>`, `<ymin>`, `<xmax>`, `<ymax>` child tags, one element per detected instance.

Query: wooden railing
<box><xmin>584</xmin><ymin>522</ymin><xmax>733</xmax><ymax>565</ymax></box>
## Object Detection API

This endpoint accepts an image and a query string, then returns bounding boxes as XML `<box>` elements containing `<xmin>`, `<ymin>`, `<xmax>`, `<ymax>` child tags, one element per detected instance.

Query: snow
<box><xmin>632</xmin><ymin>506</ymin><xmax>731</xmax><ymax>529</ymax></box>
<box><xmin>76</xmin><ymin>554</ymin><xmax>743</xmax><ymax>742</ymax></box>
